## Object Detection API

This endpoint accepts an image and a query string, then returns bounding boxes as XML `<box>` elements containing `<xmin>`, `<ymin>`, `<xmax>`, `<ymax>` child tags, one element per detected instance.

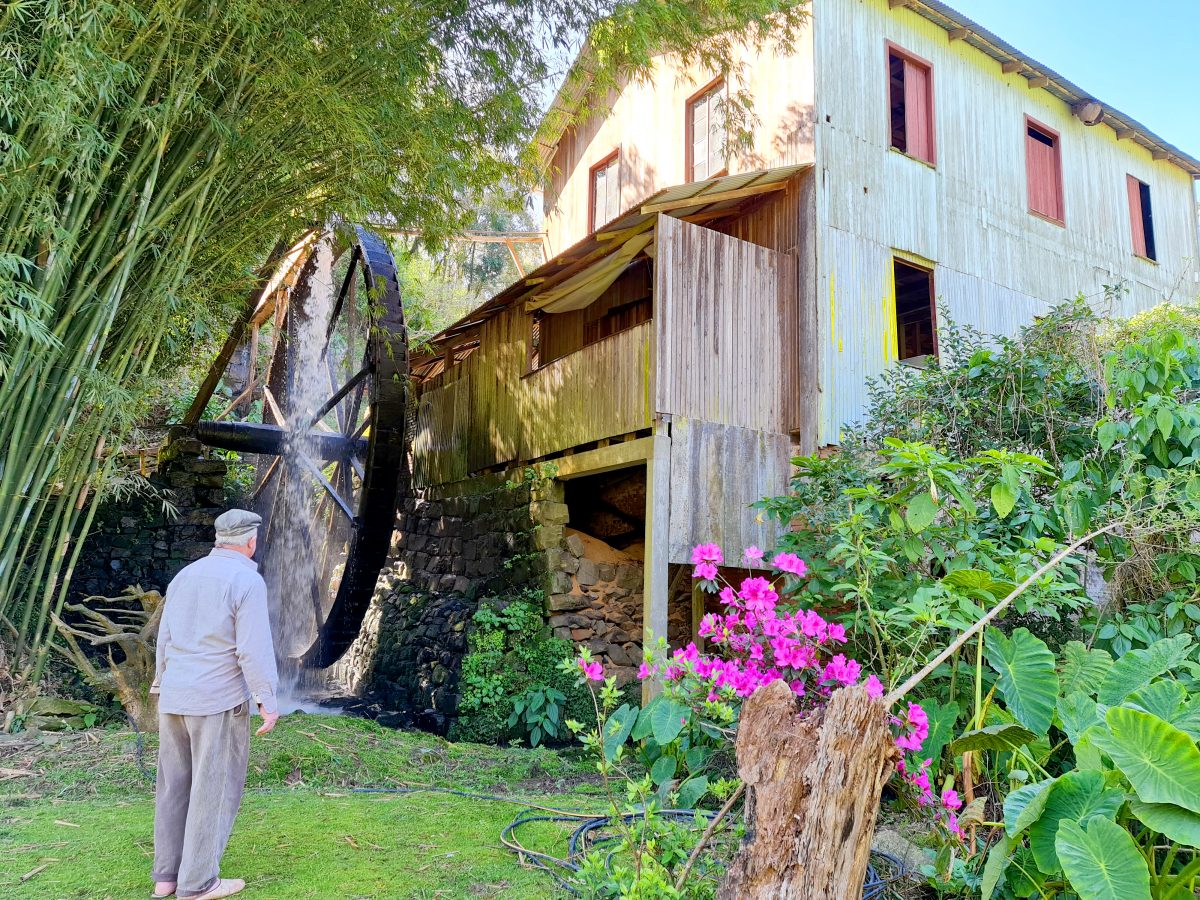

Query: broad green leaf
<box><xmin>941</xmin><ymin>569</ymin><xmax>992</xmax><ymax>590</ymax></box>
<box><xmin>1057</xmin><ymin>692</ymin><xmax>1101</xmax><ymax>746</ymax></box>
<box><xmin>906</xmin><ymin>491</ymin><xmax>938</xmax><ymax>533</ymax></box>
<box><xmin>675</xmin><ymin>775</ymin><xmax>708</xmax><ymax>809</ymax></box>
<box><xmin>1157</xmin><ymin>407</ymin><xmax>1175</xmax><ymax>440</ymax></box>
<box><xmin>980</xmin><ymin>836</ymin><xmax>1013</xmax><ymax>900</ymax></box>
<box><xmin>1028</xmin><ymin>770</ymin><xmax>1123</xmax><ymax>872</ymax></box>
<box><xmin>1126</xmin><ymin>680</ymin><xmax>1187</xmax><ymax>722</ymax></box>
<box><xmin>1059</xmin><ymin>641</ymin><xmax>1113</xmax><ymax>695</ymax></box>
<box><xmin>985</xmin><ymin>627</ymin><xmax>1058</xmax><ymax>735</ymax></box>
<box><xmin>918</xmin><ymin>699</ymin><xmax>959</xmax><ymax>770</ymax></box>
<box><xmin>1172</xmin><ymin>697</ymin><xmax>1200</xmax><ymax>741</ymax></box>
<box><xmin>1098</xmin><ymin>421</ymin><xmax>1119</xmax><ymax>451</ymax></box>
<box><xmin>650</xmin><ymin>698</ymin><xmax>690</xmax><ymax>746</ymax></box>
<box><xmin>1097</xmin><ymin>635</ymin><xmax>1192</xmax><ymax>705</ymax></box>
<box><xmin>950</xmin><ymin>723</ymin><xmax>1037</xmax><ymax>755</ymax></box>
<box><xmin>1094</xmin><ymin>706</ymin><xmax>1200</xmax><ymax>813</ymax></box>
<box><xmin>1003</xmin><ymin>777</ymin><xmax>1056</xmax><ymax>837</ymax></box>
<box><xmin>1056</xmin><ymin>817</ymin><xmax>1150</xmax><ymax>900</ymax></box>
<box><xmin>650</xmin><ymin>754</ymin><xmax>677</xmax><ymax>786</ymax></box>
<box><xmin>603</xmin><ymin>704</ymin><xmax>638</xmax><ymax>762</ymax></box>
<box><xmin>991</xmin><ymin>481</ymin><xmax>1017</xmax><ymax>519</ymax></box>
<box><xmin>1129</xmin><ymin>800</ymin><xmax>1200</xmax><ymax>848</ymax></box>
<box><xmin>631</xmin><ymin>697</ymin><xmax>658</xmax><ymax>742</ymax></box>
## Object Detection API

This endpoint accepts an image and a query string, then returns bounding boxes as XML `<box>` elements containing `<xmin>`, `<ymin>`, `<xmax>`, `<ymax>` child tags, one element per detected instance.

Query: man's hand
<box><xmin>255</xmin><ymin>704</ymin><xmax>280</xmax><ymax>736</ymax></box>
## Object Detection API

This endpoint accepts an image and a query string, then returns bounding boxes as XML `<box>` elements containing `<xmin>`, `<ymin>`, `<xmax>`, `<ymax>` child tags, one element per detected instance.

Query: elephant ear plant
<box><xmin>949</xmin><ymin>628</ymin><xmax>1200</xmax><ymax>899</ymax></box>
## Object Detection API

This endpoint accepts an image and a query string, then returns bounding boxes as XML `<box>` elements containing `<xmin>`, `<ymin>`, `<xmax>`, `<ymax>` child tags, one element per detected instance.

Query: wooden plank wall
<box><xmin>412</xmin><ymin>313</ymin><xmax>653</xmax><ymax>487</ymax></box>
<box><xmin>654</xmin><ymin>215</ymin><xmax>801</xmax><ymax>433</ymax></box>
<box><xmin>665</xmin><ymin>417</ymin><xmax>792</xmax><ymax>563</ymax></box>
<box><xmin>540</xmin><ymin>261</ymin><xmax>652</xmax><ymax>364</ymax></box>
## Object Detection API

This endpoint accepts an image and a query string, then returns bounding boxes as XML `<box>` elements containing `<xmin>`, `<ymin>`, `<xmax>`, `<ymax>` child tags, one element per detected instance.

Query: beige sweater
<box><xmin>153</xmin><ymin>549</ymin><xmax>279</xmax><ymax>716</ymax></box>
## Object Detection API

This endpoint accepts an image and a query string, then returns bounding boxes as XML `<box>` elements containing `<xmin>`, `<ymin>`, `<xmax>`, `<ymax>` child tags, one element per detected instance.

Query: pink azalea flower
<box><xmin>744</xmin><ymin>545</ymin><xmax>764</xmax><ymax>563</ymax></box>
<box><xmin>693</xmin><ymin>561</ymin><xmax>718</xmax><ymax>581</ymax></box>
<box><xmin>864</xmin><ymin>674</ymin><xmax>884</xmax><ymax>699</ymax></box>
<box><xmin>578</xmin><ymin>659</ymin><xmax>604</xmax><ymax>681</ymax></box>
<box><xmin>691</xmin><ymin>543</ymin><xmax>724</xmax><ymax>566</ymax></box>
<box><xmin>941</xmin><ymin>789</ymin><xmax>962</xmax><ymax>812</ymax></box>
<box><xmin>772</xmin><ymin>552</ymin><xmax>809</xmax><ymax>577</ymax></box>
<box><xmin>638</xmin><ymin>662</ymin><xmax>657</xmax><ymax>680</ymax></box>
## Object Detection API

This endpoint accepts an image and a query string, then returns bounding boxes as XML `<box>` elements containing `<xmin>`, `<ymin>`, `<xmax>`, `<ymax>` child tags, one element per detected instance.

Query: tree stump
<box><xmin>717</xmin><ymin>681</ymin><xmax>898</xmax><ymax>900</ymax></box>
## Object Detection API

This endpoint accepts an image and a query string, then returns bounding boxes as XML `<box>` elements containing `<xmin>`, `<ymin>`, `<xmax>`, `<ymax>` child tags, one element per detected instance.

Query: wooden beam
<box><xmin>1152</xmin><ymin>149</ymin><xmax>1170</xmax><ymax>161</ymax></box>
<box><xmin>1027</xmin><ymin>75</ymin><xmax>1050</xmax><ymax>89</ymax></box>
<box><xmin>640</xmin><ymin>181</ymin><xmax>787</xmax><ymax>216</ymax></box>
<box><xmin>642</xmin><ymin>429</ymin><xmax>672</xmax><ymax>705</ymax></box>
<box><xmin>1114</xmin><ymin>126</ymin><xmax>1136</xmax><ymax>141</ymax></box>
<box><xmin>888</xmin><ymin>0</ymin><xmax>914</xmax><ymax>7</ymax></box>
<box><xmin>947</xmin><ymin>26</ymin><xmax>969</xmax><ymax>41</ymax></box>
<box><xmin>547</xmin><ymin>437</ymin><xmax>655</xmax><ymax>480</ymax></box>
<box><xmin>503</xmin><ymin>238</ymin><xmax>526</xmax><ymax>277</ymax></box>
<box><xmin>184</xmin><ymin>240</ymin><xmax>289</xmax><ymax>426</ymax></box>
<box><xmin>1001</xmin><ymin>60</ymin><xmax>1023</xmax><ymax>75</ymax></box>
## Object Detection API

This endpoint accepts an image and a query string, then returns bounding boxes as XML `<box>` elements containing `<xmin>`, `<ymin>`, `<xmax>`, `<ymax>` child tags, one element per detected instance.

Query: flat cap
<box><xmin>214</xmin><ymin>508</ymin><xmax>262</xmax><ymax>543</ymax></box>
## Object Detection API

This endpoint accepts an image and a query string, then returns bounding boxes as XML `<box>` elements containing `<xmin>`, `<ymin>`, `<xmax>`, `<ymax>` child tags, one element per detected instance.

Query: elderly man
<box><xmin>149</xmin><ymin>509</ymin><xmax>280</xmax><ymax>900</ymax></box>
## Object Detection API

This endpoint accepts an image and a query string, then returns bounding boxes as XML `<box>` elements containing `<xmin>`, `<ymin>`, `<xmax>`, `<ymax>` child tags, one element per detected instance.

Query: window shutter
<box><xmin>903</xmin><ymin>59</ymin><xmax>933</xmax><ymax>163</ymax></box>
<box><xmin>1026</xmin><ymin>127</ymin><xmax>1062</xmax><ymax>221</ymax></box>
<box><xmin>1127</xmin><ymin>174</ymin><xmax>1147</xmax><ymax>257</ymax></box>
<box><xmin>691</xmin><ymin>99</ymin><xmax>709</xmax><ymax>181</ymax></box>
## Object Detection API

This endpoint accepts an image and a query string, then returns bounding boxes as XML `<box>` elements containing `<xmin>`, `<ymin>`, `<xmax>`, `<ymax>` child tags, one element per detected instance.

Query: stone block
<box><xmin>616</xmin><ymin>565</ymin><xmax>643</xmax><ymax>591</ymax></box>
<box><xmin>607</xmin><ymin>644</ymin><xmax>633</xmax><ymax>667</ymax></box>
<box><xmin>549</xmin><ymin>593</ymin><xmax>588</xmax><ymax>612</ymax></box>
<box><xmin>576</xmin><ymin>559</ymin><xmax>599</xmax><ymax>586</ymax></box>
<box><xmin>553</xmin><ymin>627</ymin><xmax>572</xmax><ymax>641</ymax></box>
<box><xmin>529</xmin><ymin>501</ymin><xmax>569</xmax><ymax>526</ymax></box>
<box><xmin>549</xmin><ymin>571</ymin><xmax>574</xmax><ymax>594</ymax></box>
<box><xmin>533</xmin><ymin>525</ymin><xmax>563</xmax><ymax>551</ymax></box>
<box><xmin>570</xmin><ymin>628</ymin><xmax>591</xmax><ymax>640</ymax></box>
<box><xmin>565</xmin><ymin>533</ymin><xmax>585</xmax><ymax>558</ymax></box>
<box><xmin>598</xmin><ymin>563</ymin><xmax>616</xmax><ymax>583</ymax></box>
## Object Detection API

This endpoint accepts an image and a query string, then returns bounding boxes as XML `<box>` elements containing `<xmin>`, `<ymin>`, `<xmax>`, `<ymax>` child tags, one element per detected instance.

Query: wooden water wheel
<box><xmin>182</xmin><ymin>226</ymin><xmax>409</xmax><ymax>668</ymax></box>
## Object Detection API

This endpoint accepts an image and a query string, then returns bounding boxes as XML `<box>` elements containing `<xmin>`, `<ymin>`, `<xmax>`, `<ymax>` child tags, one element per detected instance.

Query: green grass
<box><xmin>1</xmin><ymin>714</ymin><xmax>604</xmax><ymax>898</ymax></box>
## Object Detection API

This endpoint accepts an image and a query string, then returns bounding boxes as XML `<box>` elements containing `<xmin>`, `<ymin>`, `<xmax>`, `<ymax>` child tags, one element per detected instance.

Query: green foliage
<box><xmin>451</xmin><ymin>589</ymin><xmax>589</xmax><ymax>746</ymax></box>
<box><xmin>0</xmin><ymin>0</ymin><xmax>809</xmax><ymax>688</ymax></box>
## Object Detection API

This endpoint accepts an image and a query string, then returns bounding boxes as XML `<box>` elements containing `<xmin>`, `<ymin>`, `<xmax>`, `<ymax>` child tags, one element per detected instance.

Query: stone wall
<box><xmin>71</xmin><ymin>437</ymin><xmax>229</xmax><ymax>600</ymax></box>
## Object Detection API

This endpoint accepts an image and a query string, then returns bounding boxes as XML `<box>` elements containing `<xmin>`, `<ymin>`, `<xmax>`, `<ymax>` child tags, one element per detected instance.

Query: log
<box><xmin>717</xmin><ymin>682</ymin><xmax>897</xmax><ymax>900</ymax></box>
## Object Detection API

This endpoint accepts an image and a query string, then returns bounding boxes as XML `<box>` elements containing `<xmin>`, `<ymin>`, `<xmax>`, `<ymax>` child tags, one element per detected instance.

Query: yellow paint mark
<box><xmin>828</xmin><ymin>273</ymin><xmax>839</xmax><ymax>352</ymax></box>
<box><xmin>883</xmin><ymin>266</ymin><xmax>899</xmax><ymax>363</ymax></box>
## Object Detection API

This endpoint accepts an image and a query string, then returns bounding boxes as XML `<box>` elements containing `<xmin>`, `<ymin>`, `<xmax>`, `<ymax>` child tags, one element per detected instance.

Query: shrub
<box><xmin>449</xmin><ymin>588</ymin><xmax>590</xmax><ymax>746</ymax></box>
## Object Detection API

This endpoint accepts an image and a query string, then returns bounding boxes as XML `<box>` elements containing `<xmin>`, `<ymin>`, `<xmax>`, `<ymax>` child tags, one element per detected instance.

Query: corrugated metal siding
<box><xmin>814</xmin><ymin>0</ymin><xmax>1200</xmax><ymax>441</ymax></box>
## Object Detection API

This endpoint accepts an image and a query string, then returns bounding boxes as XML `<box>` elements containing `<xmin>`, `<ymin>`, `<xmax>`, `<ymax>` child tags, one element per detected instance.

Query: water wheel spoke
<box><xmin>300</xmin><ymin>364</ymin><xmax>369</xmax><ymax>434</ymax></box>
<box><xmin>323</xmin><ymin>246</ymin><xmax>360</xmax><ymax>349</ymax></box>
<box><xmin>293</xmin><ymin>449</ymin><xmax>357</xmax><ymax>524</ymax></box>
<box><xmin>348</xmin><ymin>454</ymin><xmax>365</xmax><ymax>481</ymax></box>
<box><xmin>350</xmin><ymin>410</ymin><xmax>371</xmax><ymax>441</ymax></box>
<box><xmin>250</xmin><ymin>455</ymin><xmax>283</xmax><ymax>500</ymax></box>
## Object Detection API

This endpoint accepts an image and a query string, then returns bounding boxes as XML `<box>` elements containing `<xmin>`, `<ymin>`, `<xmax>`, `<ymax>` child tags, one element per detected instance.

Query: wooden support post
<box><xmin>691</xmin><ymin>582</ymin><xmax>705</xmax><ymax>651</ymax></box>
<box><xmin>641</xmin><ymin>428</ymin><xmax>672</xmax><ymax>705</ymax></box>
<box><xmin>717</xmin><ymin>682</ymin><xmax>898</xmax><ymax>899</ymax></box>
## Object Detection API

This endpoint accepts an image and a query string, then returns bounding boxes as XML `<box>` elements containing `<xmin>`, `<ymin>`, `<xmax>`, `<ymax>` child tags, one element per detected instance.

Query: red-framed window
<box><xmin>887</xmin><ymin>43</ymin><xmax>936</xmax><ymax>165</ymax></box>
<box><xmin>1025</xmin><ymin>116</ymin><xmax>1064</xmax><ymax>224</ymax></box>
<box><xmin>1126</xmin><ymin>175</ymin><xmax>1157</xmax><ymax>261</ymax></box>
<box><xmin>589</xmin><ymin>150</ymin><xmax>621</xmax><ymax>231</ymax></box>
<box><xmin>687</xmin><ymin>78</ymin><xmax>727</xmax><ymax>182</ymax></box>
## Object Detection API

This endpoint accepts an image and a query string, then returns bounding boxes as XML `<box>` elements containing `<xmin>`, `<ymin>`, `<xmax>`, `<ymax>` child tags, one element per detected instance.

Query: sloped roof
<box><xmin>532</xmin><ymin>0</ymin><xmax>1200</xmax><ymax>177</ymax></box>
<box><xmin>412</xmin><ymin>164</ymin><xmax>811</xmax><ymax>380</ymax></box>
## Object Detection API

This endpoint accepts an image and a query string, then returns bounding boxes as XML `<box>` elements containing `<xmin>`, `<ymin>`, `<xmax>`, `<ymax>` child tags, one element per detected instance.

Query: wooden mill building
<box><xmin>407</xmin><ymin>0</ymin><xmax>1200</xmax><ymax>647</ymax></box>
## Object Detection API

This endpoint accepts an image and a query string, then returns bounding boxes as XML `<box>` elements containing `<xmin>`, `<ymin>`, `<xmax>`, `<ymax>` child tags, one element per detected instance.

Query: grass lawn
<box><xmin>1</xmin><ymin>713</ymin><xmax>603</xmax><ymax>899</ymax></box>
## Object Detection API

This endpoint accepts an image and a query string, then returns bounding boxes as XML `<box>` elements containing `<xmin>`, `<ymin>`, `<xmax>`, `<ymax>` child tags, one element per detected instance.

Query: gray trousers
<box><xmin>152</xmin><ymin>701</ymin><xmax>250</xmax><ymax>898</ymax></box>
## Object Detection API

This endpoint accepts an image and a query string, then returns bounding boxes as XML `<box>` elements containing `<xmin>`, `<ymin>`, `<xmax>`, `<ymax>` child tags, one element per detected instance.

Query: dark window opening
<box><xmin>1127</xmin><ymin>175</ymin><xmax>1156</xmax><ymax>261</ymax></box>
<box><xmin>894</xmin><ymin>258</ymin><xmax>937</xmax><ymax>363</ymax></box>
<box><xmin>889</xmin><ymin>53</ymin><xmax>907</xmax><ymax>153</ymax></box>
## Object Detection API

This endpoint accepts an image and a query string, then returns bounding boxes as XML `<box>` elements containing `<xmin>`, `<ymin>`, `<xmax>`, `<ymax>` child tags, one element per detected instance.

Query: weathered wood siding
<box><xmin>814</xmin><ymin>0</ymin><xmax>1200</xmax><ymax>442</ymax></box>
<box><xmin>665</xmin><ymin>417</ymin><xmax>792</xmax><ymax>563</ymax></box>
<box><xmin>544</xmin><ymin>29</ymin><xmax>816</xmax><ymax>254</ymax></box>
<box><xmin>655</xmin><ymin>215</ymin><xmax>805</xmax><ymax>433</ymax></box>
<box><xmin>412</xmin><ymin>315</ymin><xmax>653</xmax><ymax>487</ymax></box>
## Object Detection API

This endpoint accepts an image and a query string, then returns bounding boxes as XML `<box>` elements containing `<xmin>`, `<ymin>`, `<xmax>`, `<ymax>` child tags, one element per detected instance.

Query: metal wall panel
<box><xmin>813</xmin><ymin>0</ymin><xmax>1200</xmax><ymax>441</ymax></box>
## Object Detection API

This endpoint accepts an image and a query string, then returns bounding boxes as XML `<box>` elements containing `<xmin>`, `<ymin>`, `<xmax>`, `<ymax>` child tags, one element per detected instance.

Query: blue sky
<box><xmin>948</xmin><ymin>0</ymin><xmax>1199</xmax><ymax>158</ymax></box>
